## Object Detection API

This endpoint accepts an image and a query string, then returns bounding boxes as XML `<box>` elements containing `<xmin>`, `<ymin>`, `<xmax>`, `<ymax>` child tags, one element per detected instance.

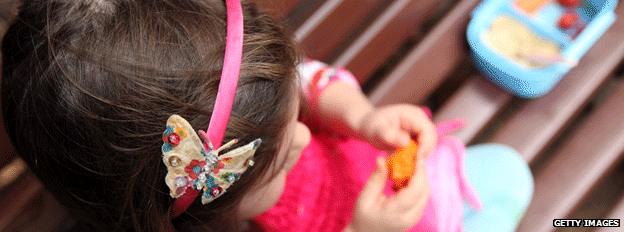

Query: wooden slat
<box><xmin>369</xmin><ymin>0</ymin><xmax>481</xmax><ymax>106</ymax></box>
<box><xmin>294</xmin><ymin>0</ymin><xmax>387</xmax><ymax>61</ymax></box>
<box><xmin>332</xmin><ymin>0</ymin><xmax>439</xmax><ymax>82</ymax></box>
<box><xmin>608</xmin><ymin>195</ymin><xmax>624</xmax><ymax>217</ymax></box>
<box><xmin>0</xmin><ymin>174</ymin><xmax>43</xmax><ymax>231</ymax></box>
<box><xmin>0</xmin><ymin>0</ymin><xmax>19</xmax><ymax>29</ymax></box>
<box><xmin>434</xmin><ymin>77</ymin><xmax>511</xmax><ymax>143</ymax></box>
<box><xmin>489</xmin><ymin>4</ymin><xmax>624</xmax><ymax>162</ymax></box>
<box><xmin>596</xmin><ymin>196</ymin><xmax>624</xmax><ymax>232</ymax></box>
<box><xmin>280</xmin><ymin>0</ymin><xmax>329</xmax><ymax>33</ymax></box>
<box><xmin>517</xmin><ymin>81</ymin><xmax>624</xmax><ymax>232</ymax></box>
<box><xmin>0</xmin><ymin>159</ymin><xmax>26</xmax><ymax>190</ymax></box>
<box><xmin>5</xmin><ymin>192</ymin><xmax>69</xmax><ymax>232</ymax></box>
<box><xmin>608</xmin><ymin>196</ymin><xmax>624</xmax><ymax>218</ymax></box>
<box><xmin>253</xmin><ymin>0</ymin><xmax>300</xmax><ymax>19</ymax></box>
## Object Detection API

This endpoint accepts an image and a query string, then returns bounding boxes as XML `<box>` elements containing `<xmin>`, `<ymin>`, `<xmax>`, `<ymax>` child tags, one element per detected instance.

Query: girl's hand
<box><xmin>357</xmin><ymin>104</ymin><xmax>437</xmax><ymax>158</ymax></box>
<box><xmin>348</xmin><ymin>157</ymin><xmax>429</xmax><ymax>232</ymax></box>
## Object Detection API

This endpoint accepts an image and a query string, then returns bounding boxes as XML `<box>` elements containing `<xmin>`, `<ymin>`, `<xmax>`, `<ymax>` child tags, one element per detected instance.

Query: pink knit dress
<box><xmin>255</xmin><ymin>132</ymin><xmax>383</xmax><ymax>231</ymax></box>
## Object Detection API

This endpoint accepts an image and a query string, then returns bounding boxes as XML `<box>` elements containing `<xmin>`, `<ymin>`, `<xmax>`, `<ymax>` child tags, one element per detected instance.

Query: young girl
<box><xmin>1</xmin><ymin>0</ymin><xmax>532</xmax><ymax>231</ymax></box>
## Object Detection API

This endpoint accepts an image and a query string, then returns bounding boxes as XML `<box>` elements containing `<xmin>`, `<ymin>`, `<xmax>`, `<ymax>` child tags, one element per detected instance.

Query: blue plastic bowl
<box><xmin>467</xmin><ymin>0</ymin><xmax>617</xmax><ymax>98</ymax></box>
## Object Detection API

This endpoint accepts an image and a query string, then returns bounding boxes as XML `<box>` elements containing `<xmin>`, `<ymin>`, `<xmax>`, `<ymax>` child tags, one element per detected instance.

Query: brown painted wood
<box><xmin>489</xmin><ymin>3</ymin><xmax>624</xmax><ymax>162</ymax></box>
<box><xmin>609</xmin><ymin>196</ymin><xmax>624</xmax><ymax>218</ymax></box>
<box><xmin>280</xmin><ymin>0</ymin><xmax>329</xmax><ymax>32</ymax></box>
<box><xmin>433</xmin><ymin>77</ymin><xmax>511</xmax><ymax>143</ymax></box>
<box><xmin>0</xmin><ymin>174</ymin><xmax>43</xmax><ymax>231</ymax></box>
<box><xmin>517</xmin><ymin>81</ymin><xmax>624</xmax><ymax>232</ymax></box>
<box><xmin>369</xmin><ymin>0</ymin><xmax>481</xmax><ymax>106</ymax></box>
<box><xmin>0</xmin><ymin>158</ymin><xmax>26</xmax><ymax>190</ymax></box>
<box><xmin>0</xmin><ymin>0</ymin><xmax>19</xmax><ymax>29</ymax></box>
<box><xmin>4</xmin><ymin>192</ymin><xmax>69</xmax><ymax>232</ymax></box>
<box><xmin>253</xmin><ymin>0</ymin><xmax>301</xmax><ymax>19</ymax></box>
<box><xmin>596</xmin><ymin>196</ymin><xmax>624</xmax><ymax>232</ymax></box>
<box><xmin>332</xmin><ymin>0</ymin><xmax>439</xmax><ymax>83</ymax></box>
<box><xmin>294</xmin><ymin>0</ymin><xmax>387</xmax><ymax>61</ymax></box>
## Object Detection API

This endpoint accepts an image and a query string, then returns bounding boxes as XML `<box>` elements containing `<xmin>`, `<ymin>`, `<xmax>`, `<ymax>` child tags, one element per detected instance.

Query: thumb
<box><xmin>394</xmin><ymin>131</ymin><xmax>411</xmax><ymax>148</ymax></box>
<box><xmin>359</xmin><ymin>157</ymin><xmax>388</xmax><ymax>205</ymax></box>
<box><xmin>379</xmin><ymin>128</ymin><xmax>410</xmax><ymax>150</ymax></box>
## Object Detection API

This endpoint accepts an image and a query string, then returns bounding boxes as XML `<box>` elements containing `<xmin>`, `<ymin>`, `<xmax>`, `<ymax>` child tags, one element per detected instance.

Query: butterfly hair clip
<box><xmin>162</xmin><ymin>115</ymin><xmax>261</xmax><ymax>204</ymax></box>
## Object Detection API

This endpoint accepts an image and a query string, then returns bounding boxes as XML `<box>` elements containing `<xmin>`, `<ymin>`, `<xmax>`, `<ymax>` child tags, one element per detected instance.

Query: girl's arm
<box><xmin>317</xmin><ymin>81</ymin><xmax>374</xmax><ymax>139</ymax></box>
<box><xmin>298</xmin><ymin>59</ymin><xmax>368</xmax><ymax>134</ymax></box>
<box><xmin>301</xmin><ymin>59</ymin><xmax>436</xmax><ymax>154</ymax></box>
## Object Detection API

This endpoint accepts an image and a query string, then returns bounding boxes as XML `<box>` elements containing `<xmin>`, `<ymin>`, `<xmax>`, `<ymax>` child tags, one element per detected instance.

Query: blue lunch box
<box><xmin>467</xmin><ymin>0</ymin><xmax>618</xmax><ymax>98</ymax></box>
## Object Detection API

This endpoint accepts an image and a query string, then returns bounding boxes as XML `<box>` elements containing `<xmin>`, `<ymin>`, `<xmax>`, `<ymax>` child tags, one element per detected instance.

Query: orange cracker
<box><xmin>386</xmin><ymin>140</ymin><xmax>419</xmax><ymax>190</ymax></box>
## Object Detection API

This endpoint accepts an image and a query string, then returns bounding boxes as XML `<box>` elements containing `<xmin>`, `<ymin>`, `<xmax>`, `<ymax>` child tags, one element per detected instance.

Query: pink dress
<box><xmin>254</xmin><ymin>60</ymin><xmax>481</xmax><ymax>232</ymax></box>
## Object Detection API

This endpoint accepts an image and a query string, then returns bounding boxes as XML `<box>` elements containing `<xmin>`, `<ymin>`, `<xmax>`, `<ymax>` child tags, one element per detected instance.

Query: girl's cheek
<box><xmin>237</xmin><ymin>170</ymin><xmax>287</xmax><ymax>219</ymax></box>
<box><xmin>294</xmin><ymin>122</ymin><xmax>311</xmax><ymax>149</ymax></box>
<box><xmin>284</xmin><ymin>150</ymin><xmax>301</xmax><ymax>172</ymax></box>
<box><xmin>285</xmin><ymin>122</ymin><xmax>310</xmax><ymax>171</ymax></box>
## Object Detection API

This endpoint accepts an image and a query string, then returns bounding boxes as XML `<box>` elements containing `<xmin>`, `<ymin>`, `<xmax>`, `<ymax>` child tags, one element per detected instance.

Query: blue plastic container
<box><xmin>467</xmin><ymin>0</ymin><xmax>617</xmax><ymax>98</ymax></box>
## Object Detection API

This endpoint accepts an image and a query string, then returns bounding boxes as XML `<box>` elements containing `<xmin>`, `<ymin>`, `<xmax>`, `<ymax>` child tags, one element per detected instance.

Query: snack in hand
<box><xmin>386</xmin><ymin>140</ymin><xmax>419</xmax><ymax>190</ymax></box>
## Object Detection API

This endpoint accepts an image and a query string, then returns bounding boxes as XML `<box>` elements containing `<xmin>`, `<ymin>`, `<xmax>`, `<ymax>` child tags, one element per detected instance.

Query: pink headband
<box><xmin>171</xmin><ymin>0</ymin><xmax>244</xmax><ymax>217</ymax></box>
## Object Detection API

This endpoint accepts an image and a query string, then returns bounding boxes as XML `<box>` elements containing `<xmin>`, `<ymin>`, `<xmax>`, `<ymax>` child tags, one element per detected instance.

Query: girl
<box><xmin>1</xmin><ymin>0</ymin><xmax>532</xmax><ymax>231</ymax></box>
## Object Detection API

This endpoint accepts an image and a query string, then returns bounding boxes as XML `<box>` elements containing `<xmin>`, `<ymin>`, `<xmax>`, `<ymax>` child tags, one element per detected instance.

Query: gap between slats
<box><xmin>0</xmin><ymin>174</ymin><xmax>43</xmax><ymax>231</ymax></box>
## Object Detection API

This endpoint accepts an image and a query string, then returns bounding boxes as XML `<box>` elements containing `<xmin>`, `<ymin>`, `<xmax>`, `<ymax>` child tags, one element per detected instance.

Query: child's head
<box><xmin>2</xmin><ymin>0</ymin><xmax>309</xmax><ymax>231</ymax></box>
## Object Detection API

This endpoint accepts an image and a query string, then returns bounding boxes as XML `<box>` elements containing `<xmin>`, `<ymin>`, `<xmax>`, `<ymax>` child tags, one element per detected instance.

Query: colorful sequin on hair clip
<box><xmin>161</xmin><ymin>115</ymin><xmax>262</xmax><ymax>204</ymax></box>
<box><xmin>162</xmin><ymin>125</ymin><xmax>188</xmax><ymax>153</ymax></box>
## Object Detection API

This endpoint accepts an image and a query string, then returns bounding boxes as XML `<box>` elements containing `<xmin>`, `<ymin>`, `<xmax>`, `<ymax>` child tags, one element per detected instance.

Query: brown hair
<box><xmin>1</xmin><ymin>0</ymin><xmax>299</xmax><ymax>231</ymax></box>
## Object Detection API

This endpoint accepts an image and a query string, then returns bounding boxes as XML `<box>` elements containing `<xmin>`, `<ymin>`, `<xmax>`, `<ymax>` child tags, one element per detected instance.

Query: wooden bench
<box><xmin>597</xmin><ymin>197</ymin><xmax>624</xmax><ymax>232</ymax></box>
<box><xmin>1</xmin><ymin>0</ymin><xmax>623</xmax><ymax>231</ymax></box>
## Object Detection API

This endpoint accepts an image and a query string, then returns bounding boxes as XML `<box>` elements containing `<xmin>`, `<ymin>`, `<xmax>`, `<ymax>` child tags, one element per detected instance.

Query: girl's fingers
<box><xmin>405</xmin><ymin>165</ymin><xmax>429</xmax><ymax>218</ymax></box>
<box><xmin>395</xmin><ymin>131</ymin><xmax>411</xmax><ymax>148</ymax></box>
<box><xmin>359</xmin><ymin>157</ymin><xmax>388</xmax><ymax>206</ymax></box>
<box><xmin>383</xmin><ymin>116</ymin><xmax>409</xmax><ymax>148</ymax></box>
<box><xmin>403</xmin><ymin>108</ymin><xmax>437</xmax><ymax>158</ymax></box>
<box><xmin>394</xmin><ymin>154</ymin><xmax>428</xmax><ymax>206</ymax></box>
<box><xmin>404</xmin><ymin>177</ymin><xmax>429</xmax><ymax>221</ymax></box>
<box><xmin>417</xmin><ymin>126</ymin><xmax>436</xmax><ymax>158</ymax></box>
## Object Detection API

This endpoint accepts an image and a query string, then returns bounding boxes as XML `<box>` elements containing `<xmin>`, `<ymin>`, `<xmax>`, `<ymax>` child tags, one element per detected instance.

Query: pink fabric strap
<box><xmin>171</xmin><ymin>0</ymin><xmax>244</xmax><ymax>217</ymax></box>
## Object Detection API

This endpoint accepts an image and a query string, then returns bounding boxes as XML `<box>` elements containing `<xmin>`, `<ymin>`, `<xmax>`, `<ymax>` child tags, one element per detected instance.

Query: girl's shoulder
<box><xmin>298</xmin><ymin>59</ymin><xmax>360</xmax><ymax>99</ymax></box>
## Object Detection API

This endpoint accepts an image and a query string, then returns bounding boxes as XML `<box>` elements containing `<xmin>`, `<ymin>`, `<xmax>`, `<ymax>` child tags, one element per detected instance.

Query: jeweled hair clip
<box><xmin>162</xmin><ymin>115</ymin><xmax>261</xmax><ymax>204</ymax></box>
